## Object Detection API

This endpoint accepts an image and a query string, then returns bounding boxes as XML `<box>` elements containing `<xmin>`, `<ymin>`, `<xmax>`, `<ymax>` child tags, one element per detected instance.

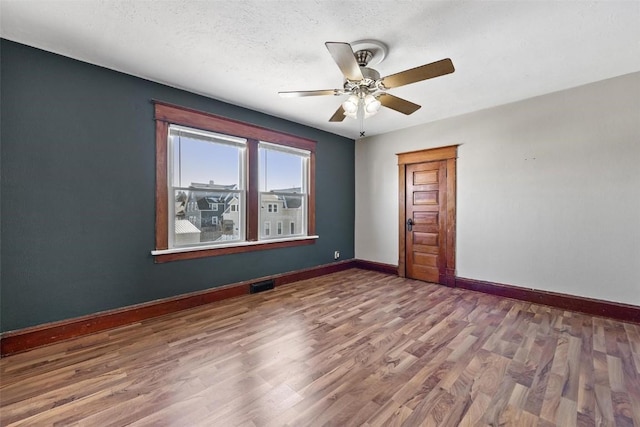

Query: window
<box><xmin>168</xmin><ymin>124</ymin><xmax>245</xmax><ymax>247</ymax></box>
<box><xmin>259</xmin><ymin>141</ymin><xmax>308</xmax><ymax>240</ymax></box>
<box><xmin>152</xmin><ymin>101</ymin><xmax>317</xmax><ymax>262</ymax></box>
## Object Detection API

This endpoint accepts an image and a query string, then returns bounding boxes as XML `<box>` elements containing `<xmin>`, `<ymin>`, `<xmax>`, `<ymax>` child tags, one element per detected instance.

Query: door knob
<box><xmin>407</xmin><ymin>218</ymin><xmax>414</xmax><ymax>231</ymax></box>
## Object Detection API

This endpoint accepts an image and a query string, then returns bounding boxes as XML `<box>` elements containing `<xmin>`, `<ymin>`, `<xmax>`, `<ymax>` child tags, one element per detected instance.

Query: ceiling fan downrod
<box><xmin>354</xmin><ymin>50</ymin><xmax>373</xmax><ymax>67</ymax></box>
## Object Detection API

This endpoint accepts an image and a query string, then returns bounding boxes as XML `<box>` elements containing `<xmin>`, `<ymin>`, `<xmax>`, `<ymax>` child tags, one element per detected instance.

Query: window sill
<box><xmin>152</xmin><ymin>235</ymin><xmax>319</xmax><ymax>263</ymax></box>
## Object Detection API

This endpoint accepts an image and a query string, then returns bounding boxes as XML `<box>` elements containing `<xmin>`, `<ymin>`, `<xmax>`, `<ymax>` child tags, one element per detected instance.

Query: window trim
<box><xmin>153</xmin><ymin>101</ymin><xmax>317</xmax><ymax>263</ymax></box>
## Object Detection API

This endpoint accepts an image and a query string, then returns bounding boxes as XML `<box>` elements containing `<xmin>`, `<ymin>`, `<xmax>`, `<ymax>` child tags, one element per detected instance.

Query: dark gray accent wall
<box><xmin>0</xmin><ymin>39</ymin><xmax>355</xmax><ymax>332</ymax></box>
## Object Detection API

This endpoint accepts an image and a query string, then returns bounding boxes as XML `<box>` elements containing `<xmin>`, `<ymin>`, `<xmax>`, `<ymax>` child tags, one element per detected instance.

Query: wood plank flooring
<box><xmin>1</xmin><ymin>269</ymin><xmax>639</xmax><ymax>426</ymax></box>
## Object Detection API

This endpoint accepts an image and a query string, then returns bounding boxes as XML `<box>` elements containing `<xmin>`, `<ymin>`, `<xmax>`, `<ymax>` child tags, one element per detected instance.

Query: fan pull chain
<box><xmin>358</xmin><ymin>98</ymin><xmax>366</xmax><ymax>138</ymax></box>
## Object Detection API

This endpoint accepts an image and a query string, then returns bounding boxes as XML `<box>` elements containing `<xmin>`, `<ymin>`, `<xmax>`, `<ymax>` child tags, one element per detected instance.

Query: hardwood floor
<box><xmin>1</xmin><ymin>269</ymin><xmax>639</xmax><ymax>426</ymax></box>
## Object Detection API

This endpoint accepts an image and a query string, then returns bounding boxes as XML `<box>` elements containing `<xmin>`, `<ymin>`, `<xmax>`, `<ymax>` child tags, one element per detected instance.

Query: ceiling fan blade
<box><xmin>279</xmin><ymin>89</ymin><xmax>341</xmax><ymax>98</ymax></box>
<box><xmin>380</xmin><ymin>58</ymin><xmax>454</xmax><ymax>89</ymax></box>
<box><xmin>329</xmin><ymin>105</ymin><xmax>346</xmax><ymax>122</ymax></box>
<box><xmin>378</xmin><ymin>93</ymin><xmax>421</xmax><ymax>115</ymax></box>
<box><xmin>325</xmin><ymin>42</ymin><xmax>364</xmax><ymax>81</ymax></box>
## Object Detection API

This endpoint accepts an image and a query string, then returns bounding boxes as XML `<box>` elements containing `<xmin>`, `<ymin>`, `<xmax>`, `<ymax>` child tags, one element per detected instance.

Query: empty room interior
<box><xmin>1</xmin><ymin>1</ymin><xmax>639</xmax><ymax>426</ymax></box>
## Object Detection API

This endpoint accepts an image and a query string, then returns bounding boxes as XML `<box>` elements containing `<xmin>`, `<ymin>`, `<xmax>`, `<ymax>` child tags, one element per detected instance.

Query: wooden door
<box><xmin>405</xmin><ymin>161</ymin><xmax>447</xmax><ymax>283</ymax></box>
<box><xmin>398</xmin><ymin>145</ymin><xmax>457</xmax><ymax>286</ymax></box>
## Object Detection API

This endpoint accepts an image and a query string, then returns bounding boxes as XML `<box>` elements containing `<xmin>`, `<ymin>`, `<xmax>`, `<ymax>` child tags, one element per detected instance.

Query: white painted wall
<box><xmin>355</xmin><ymin>72</ymin><xmax>640</xmax><ymax>305</ymax></box>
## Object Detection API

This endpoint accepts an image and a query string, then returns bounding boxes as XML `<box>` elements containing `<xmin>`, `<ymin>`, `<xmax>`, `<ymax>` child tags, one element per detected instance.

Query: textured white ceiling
<box><xmin>1</xmin><ymin>0</ymin><xmax>639</xmax><ymax>139</ymax></box>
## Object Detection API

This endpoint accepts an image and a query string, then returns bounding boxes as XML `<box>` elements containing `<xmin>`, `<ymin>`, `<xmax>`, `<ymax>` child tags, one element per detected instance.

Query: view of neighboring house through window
<box><xmin>258</xmin><ymin>141</ymin><xmax>308</xmax><ymax>240</ymax></box>
<box><xmin>170</xmin><ymin>125</ymin><xmax>246</xmax><ymax>247</ymax></box>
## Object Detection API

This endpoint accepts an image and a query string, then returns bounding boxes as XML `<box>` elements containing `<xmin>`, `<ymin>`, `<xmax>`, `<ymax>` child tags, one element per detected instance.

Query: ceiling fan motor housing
<box><xmin>360</xmin><ymin>66</ymin><xmax>380</xmax><ymax>82</ymax></box>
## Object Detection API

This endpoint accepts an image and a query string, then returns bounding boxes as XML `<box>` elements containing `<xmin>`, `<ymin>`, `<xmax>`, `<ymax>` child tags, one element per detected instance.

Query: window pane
<box><xmin>174</xmin><ymin>190</ymin><xmax>242</xmax><ymax>246</ymax></box>
<box><xmin>259</xmin><ymin>146</ymin><xmax>304</xmax><ymax>192</ymax></box>
<box><xmin>259</xmin><ymin>193</ymin><xmax>305</xmax><ymax>239</ymax></box>
<box><xmin>171</xmin><ymin>130</ymin><xmax>244</xmax><ymax>188</ymax></box>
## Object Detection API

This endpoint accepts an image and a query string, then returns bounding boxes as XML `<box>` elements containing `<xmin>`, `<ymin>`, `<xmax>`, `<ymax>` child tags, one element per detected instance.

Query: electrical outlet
<box><xmin>334</xmin><ymin>250</ymin><xmax>340</xmax><ymax>260</ymax></box>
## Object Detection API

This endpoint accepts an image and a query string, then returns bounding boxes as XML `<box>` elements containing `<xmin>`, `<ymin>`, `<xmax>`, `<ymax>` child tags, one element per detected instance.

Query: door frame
<box><xmin>397</xmin><ymin>145</ymin><xmax>458</xmax><ymax>286</ymax></box>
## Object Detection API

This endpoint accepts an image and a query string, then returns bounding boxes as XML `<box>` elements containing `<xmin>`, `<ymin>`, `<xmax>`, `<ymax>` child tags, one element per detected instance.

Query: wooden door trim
<box><xmin>397</xmin><ymin>145</ymin><xmax>458</xmax><ymax>285</ymax></box>
<box><xmin>397</xmin><ymin>145</ymin><xmax>458</xmax><ymax>165</ymax></box>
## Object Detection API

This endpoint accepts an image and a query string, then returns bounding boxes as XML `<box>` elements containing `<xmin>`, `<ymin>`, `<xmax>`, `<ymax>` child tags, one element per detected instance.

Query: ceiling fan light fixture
<box><xmin>364</xmin><ymin>94</ymin><xmax>381</xmax><ymax>115</ymax></box>
<box><xmin>342</xmin><ymin>95</ymin><xmax>359</xmax><ymax>116</ymax></box>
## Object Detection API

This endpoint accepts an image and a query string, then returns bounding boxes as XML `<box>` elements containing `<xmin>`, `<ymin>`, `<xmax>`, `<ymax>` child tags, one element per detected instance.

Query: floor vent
<box><xmin>250</xmin><ymin>279</ymin><xmax>275</xmax><ymax>294</ymax></box>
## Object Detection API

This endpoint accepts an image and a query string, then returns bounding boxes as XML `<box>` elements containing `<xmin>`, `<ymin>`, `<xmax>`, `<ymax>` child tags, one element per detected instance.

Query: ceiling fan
<box><xmin>279</xmin><ymin>40</ymin><xmax>455</xmax><ymax>123</ymax></box>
